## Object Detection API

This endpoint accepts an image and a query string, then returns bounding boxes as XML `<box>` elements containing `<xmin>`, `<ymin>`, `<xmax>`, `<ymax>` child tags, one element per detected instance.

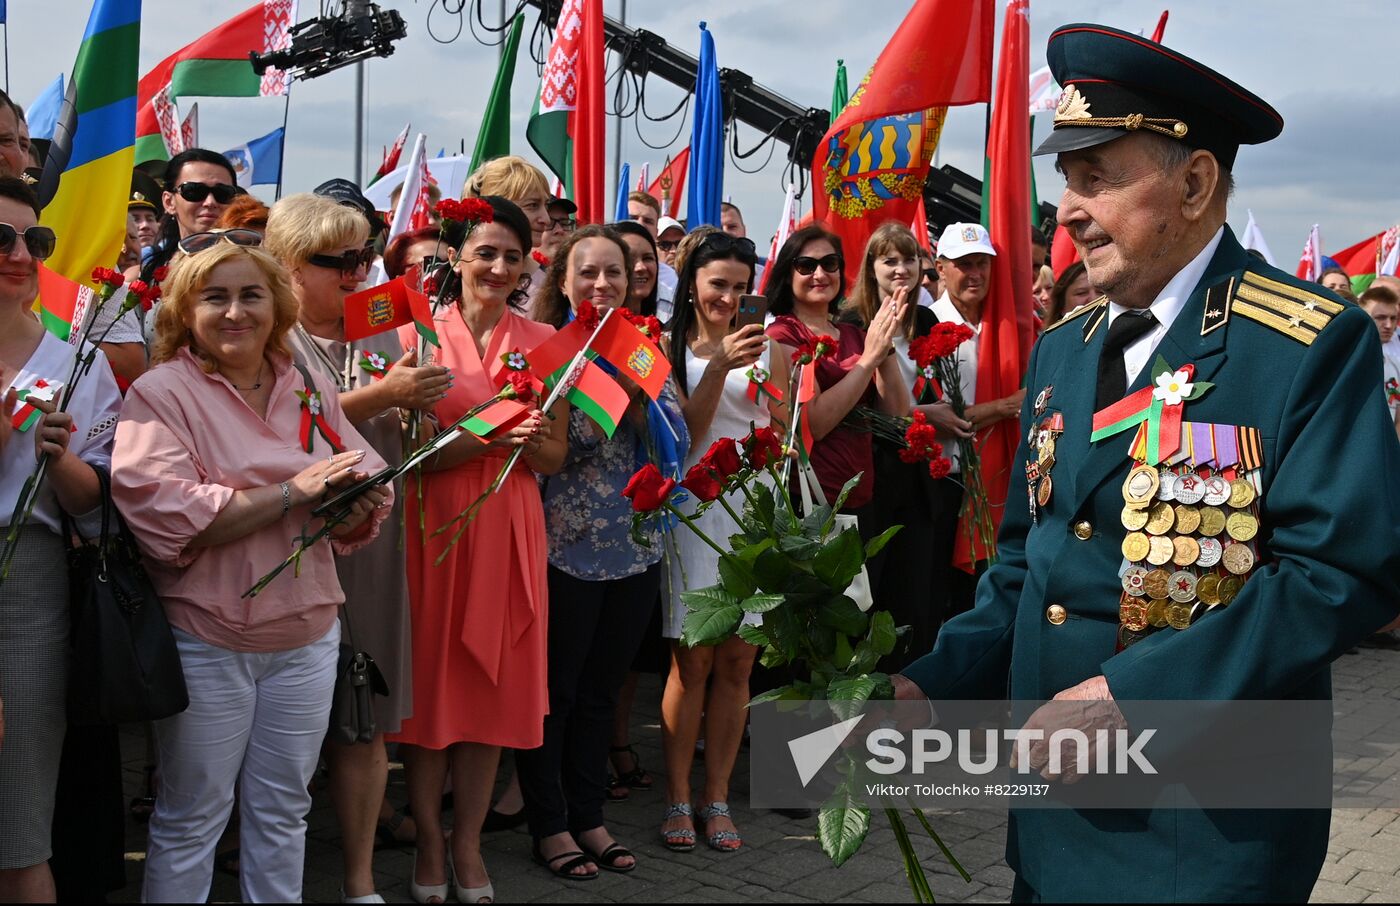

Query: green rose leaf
<box><xmin>718</xmin><ymin>555</ymin><xmax>758</xmax><ymax>599</ymax></box>
<box><xmin>737</xmin><ymin>623</ymin><xmax>770</xmax><ymax>647</ymax></box>
<box><xmin>753</xmin><ymin>546</ymin><xmax>795</xmax><ymax>590</ymax></box>
<box><xmin>742</xmin><ymin>482</ymin><xmax>776</xmax><ymax>532</ymax></box>
<box><xmin>681</xmin><ymin>602</ymin><xmax>743</xmax><ymax>647</ymax></box>
<box><xmin>801</xmin><ymin>504</ymin><xmax>834</xmax><ymax>536</ymax></box>
<box><xmin>830</xmin><ymin>472</ymin><xmax>865</xmax><ymax>514</ymax></box>
<box><xmin>748</xmin><ymin>683</ymin><xmax>805</xmax><ymax>706</ymax></box>
<box><xmin>819</xmin><ymin>787</ymin><xmax>871</xmax><ymax>868</ymax></box>
<box><xmin>740</xmin><ymin>593</ymin><xmax>785</xmax><ymax>614</ymax></box>
<box><xmin>814</xmin><ymin>529</ymin><xmax>865</xmax><ymax>592</ymax></box>
<box><xmin>816</xmin><ymin>594</ymin><xmax>868</xmax><ymax>636</ymax></box>
<box><xmin>778</xmin><ymin>533</ymin><xmax>821</xmax><ymax>560</ymax></box>
<box><xmin>864</xmin><ymin>525</ymin><xmax>901</xmax><ymax>560</ymax></box>
<box><xmin>867</xmin><ymin>611</ymin><xmax>898</xmax><ymax>657</ymax></box>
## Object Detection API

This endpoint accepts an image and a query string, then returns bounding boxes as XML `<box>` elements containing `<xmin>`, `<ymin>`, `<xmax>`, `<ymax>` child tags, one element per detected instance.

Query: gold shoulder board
<box><xmin>1231</xmin><ymin>271</ymin><xmax>1345</xmax><ymax>346</ymax></box>
<box><xmin>1043</xmin><ymin>295</ymin><xmax>1108</xmax><ymax>335</ymax></box>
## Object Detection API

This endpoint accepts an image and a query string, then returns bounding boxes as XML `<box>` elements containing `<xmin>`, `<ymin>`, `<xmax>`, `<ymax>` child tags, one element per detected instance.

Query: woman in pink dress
<box><xmin>390</xmin><ymin>197</ymin><xmax>568</xmax><ymax>905</ymax></box>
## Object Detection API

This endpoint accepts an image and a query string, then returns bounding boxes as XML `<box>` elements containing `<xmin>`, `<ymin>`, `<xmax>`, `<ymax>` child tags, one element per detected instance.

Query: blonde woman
<box><xmin>463</xmin><ymin>155</ymin><xmax>552</xmax><ymax>311</ymax></box>
<box><xmin>265</xmin><ymin>193</ymin><xmax>449</xmax><ymax>903</ymax></box>
<box><xmin>112</xmin><ymin>236</ymin><xmax>390</xmax><ymax>902</ymax></box>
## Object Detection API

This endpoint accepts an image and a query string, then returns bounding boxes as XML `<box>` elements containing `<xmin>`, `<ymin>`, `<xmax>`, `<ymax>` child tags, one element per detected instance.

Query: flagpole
<box><xmin>3</xmin><ymin>23</ymin><xmax>9</xmax><ymax>93</ymax></box>
<box><xmin>275</xmin><ymin>94</ymin><xmax>291</xmax><ymax>201</ymax></box>
<box><xmin>610</xmin><ymin>0</ymin><xmax>627</xmax><ymax>212</ymax></box>
<box><xmin>353</xmin><ymin>62</ymin><xmax>365</xmax><ymax>185</ymax></box>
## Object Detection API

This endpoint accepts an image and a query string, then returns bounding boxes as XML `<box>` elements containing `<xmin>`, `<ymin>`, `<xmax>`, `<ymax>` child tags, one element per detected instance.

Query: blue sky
<box><xmin>12</xmin><ymin>1</ymin><xmax>1398</xmax><ymax>264</ymax></box>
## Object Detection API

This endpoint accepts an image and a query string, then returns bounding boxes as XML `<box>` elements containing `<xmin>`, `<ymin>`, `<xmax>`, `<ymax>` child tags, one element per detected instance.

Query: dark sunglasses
<box><xmin>308</xmin><ymin>246</ymin><xmax>376</xmax><ymax>276</ymax></box>
<box><xmin>0</xmin><ymin>223</ymin><xmax>56</xmax><ymax>260</ymax></box>
<box><xmin>174</xmin><ymin>182</ymin><xmax>239</xmax><ymax>205</ymax></box>
<box><xmin>177</xmin><ymin>229</ymin><xmax>264</xmax><ymax>255</ymax></box>
<box><xmin>701</xmin><ymin>233</ymin><xmax>757</xmax><ymax>257</ymax></box>
<box><xmin>657</xmin><ymin>239</ymin><xmax>679</xmax><ymax>252</ymax></box>
<box><xmin>793</xmin><ymin>254</ymin><xmax>842</xmax><ymax>276</ymax></box>
<box><xmin>550</xmin><ymin>216</ymin><xmax>576</xmax><ymax>231</ymax></box>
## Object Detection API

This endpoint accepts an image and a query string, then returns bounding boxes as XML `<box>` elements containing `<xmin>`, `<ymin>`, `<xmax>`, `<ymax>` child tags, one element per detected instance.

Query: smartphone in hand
<box><xmin>734</xmin><ymin>294</ymin><xmax>768</xmax><ymax>331</ymax></box>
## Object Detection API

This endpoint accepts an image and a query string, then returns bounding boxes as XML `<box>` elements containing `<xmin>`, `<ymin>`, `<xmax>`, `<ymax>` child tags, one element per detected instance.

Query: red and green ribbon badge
<box><xmin>745</xmin><ymin>366</ymin><xmax>784</xmax><ymax>406</ymax></box>
<box><xmin>10</xmin><ymin>379</ymin><xmax>58</xmax><ymax>432</ymax></box>
<box><xmin>1090</xmin><ymin>356</ymin><xmax>1213</xmax><ymax>466</ymax></box>
<box><xmin>358</xmin><ymin>351</ymin><xmax>392</xmax><ymax>381</ymax></box>
<box><xmin>1388</xmin><ymin>377</ymin><xmax>1400</xmax><ymax>405</ymax></box>
<box><xmin>911</xmin><ymin>364</ymin><xmax>941</xmax><ymax>403</ymax></box>
<box><xmin>296</xmin><ymin>389</ymin><xmax>345</xmax><ymax>454</ymax></box>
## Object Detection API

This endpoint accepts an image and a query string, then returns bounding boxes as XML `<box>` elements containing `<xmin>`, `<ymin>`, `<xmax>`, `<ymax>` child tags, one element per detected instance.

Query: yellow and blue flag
<box><xmin>38</xmin><ymin>0</ymin><xmax>141</xmax><ymax>287</ymax></box>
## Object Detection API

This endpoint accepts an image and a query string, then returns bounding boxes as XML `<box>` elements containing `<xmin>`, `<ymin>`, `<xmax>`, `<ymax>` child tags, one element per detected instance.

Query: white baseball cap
<box><xmin>657</xmin><ymin>216</ymin><xmax>685</xmax><ymax>238</ymax></box>
<box><xmin>936</xmin><ymin>222</ymin><xmax>997</xmax><ymax>259</ymax></box>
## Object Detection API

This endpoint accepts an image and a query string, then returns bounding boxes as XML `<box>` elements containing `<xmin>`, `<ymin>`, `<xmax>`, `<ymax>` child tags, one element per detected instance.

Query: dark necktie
<box><xmin>1095</xmin><ymin>311</ymin><xmax>1157</xmax><ymax>410</ymax></box>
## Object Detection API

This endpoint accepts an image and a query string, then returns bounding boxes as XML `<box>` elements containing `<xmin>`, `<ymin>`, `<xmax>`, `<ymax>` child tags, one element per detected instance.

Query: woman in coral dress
<box><xmin>390</xmin><ymin>197</ymin><xmax>568</xmax><ymax>905</ymax></box>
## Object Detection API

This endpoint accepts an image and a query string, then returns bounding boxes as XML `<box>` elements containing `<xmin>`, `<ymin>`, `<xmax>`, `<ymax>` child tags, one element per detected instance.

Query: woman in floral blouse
<box><xmin>519</xmin><ymin>226</ymin><xmax>688</xmax><ymax>880</ymax></box>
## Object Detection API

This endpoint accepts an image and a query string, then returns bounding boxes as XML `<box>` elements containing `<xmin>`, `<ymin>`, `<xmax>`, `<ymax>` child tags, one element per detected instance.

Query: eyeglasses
<box><xmin>700</xmin><ymin>233</ymin><xmax>756</xmax><ymax>257</ymax></box>
<box><xmin>657</xmin><ymin>239</ymin><xmax>678</xmax><ymax>252</ymax></box>
<box><xmin>307</xmin><ymin>246</ymin><xmax>376</xmax><ymax>277</ymax></box>
<box><xmin>177</xmin><ymin>229</ymin><xmax>264</xmax><ymax>255</ymax></box>
<box><xmin>550</xmin><ymin>216</ymin><xmax>576</xmax><ymax>231</ymax></box>
<box><xmin>174</xmin><ymin>182</ymin><xmax>239</xmax><ymax>205</ymax></box>
<box><xmin>793</xmin><ymin>254</ymin><xmax>842</xmax><ymax>276</ymax></box>
<box><xmin>0</xmin><ymin>223</ymin><xmax>56</xmax><ymax>260</ymax></box>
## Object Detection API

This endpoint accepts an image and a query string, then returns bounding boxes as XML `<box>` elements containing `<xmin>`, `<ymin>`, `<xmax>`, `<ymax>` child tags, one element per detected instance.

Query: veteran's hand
<box><xmin>1010</xmin><ymin>675</ymin><xmax>1123</xmax><ymax>784</ymax></box>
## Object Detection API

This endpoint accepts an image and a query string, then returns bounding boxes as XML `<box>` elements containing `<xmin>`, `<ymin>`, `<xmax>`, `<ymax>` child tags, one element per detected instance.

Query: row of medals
<box><xmin>1117</xmin><ymin>463</ymin><xmax>1260</xmax><ymax>637</ymax></box>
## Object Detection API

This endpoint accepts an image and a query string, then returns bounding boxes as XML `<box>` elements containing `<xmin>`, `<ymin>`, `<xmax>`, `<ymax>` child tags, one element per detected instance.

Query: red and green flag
<box><xmin>566</xmin><ymin>360</ymin><xmax>630</xmax><ymax>437</ymax></box>
<box><xmin>135</xmin><ymin>0</ymin><xmax>296</xmax><ymax>164</ymax></box>
<box><xmin>526</xmin><ymin>0</ymin><xmax>605</xmax><ymax>224</ymax></box>
<box><xmin>343</xmin><ymin>277</ymin><xmax>438</xmax><ymax>347</ymax></box>
<box><xmin>462</xmin><ymin>398</ymin><xmax>531</xmax><ymax>442</ymax></box>
<box><xmin>469</xmin><ymin>13</ymin><xmax>523</xmax><ymax>173</ymax></box>
<box><xmin>36</xmin><ymin>262</ymin><xmax>94</xmax><ymax>342</ymax></box>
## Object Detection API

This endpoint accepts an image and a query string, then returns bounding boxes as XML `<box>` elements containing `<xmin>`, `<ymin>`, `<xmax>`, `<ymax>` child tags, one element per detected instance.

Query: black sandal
<box><xmin>582</xmin><ymin>841</ymin><xmax>636</xmax><ymax>874</ymax></box>
<box><xmin>608</xmin><ymin>744</ymin><xmax>653</xmax><ymax>790</ymax></box>
<box><xmin>531</xmin><ymin>842</ymin><xmax>598</xmax><ymax>881</ymax></box>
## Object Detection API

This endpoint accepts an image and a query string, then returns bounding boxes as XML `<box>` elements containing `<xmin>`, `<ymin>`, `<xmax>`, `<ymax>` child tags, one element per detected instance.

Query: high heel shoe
<box><xmin>448</xmin><ymin>844</ymin><xmax>495</xmax><ymax>903</ymax></box>
<box><xmin>409</xmin><ymin>847</ymin><xmax>449</xmax><ymax>905</ymax></box>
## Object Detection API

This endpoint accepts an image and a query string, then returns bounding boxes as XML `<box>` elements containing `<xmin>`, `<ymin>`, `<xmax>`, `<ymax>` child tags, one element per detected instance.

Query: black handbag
<box><xmin>330</xmin><ymin>601</ymin><xmax>389</xmax><ymax>744</ymax></box>
<box><xmin>65</xmin><ymin>465</ymin><xmax>189</xmax><ymax>725</ymax></box>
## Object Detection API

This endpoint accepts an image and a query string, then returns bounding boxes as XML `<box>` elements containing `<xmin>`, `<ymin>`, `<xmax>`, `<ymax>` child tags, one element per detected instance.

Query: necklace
<box><xmin>231</xmin><ymin>361</ymin><xmax>265</xmax><ymax>392</ymax></box>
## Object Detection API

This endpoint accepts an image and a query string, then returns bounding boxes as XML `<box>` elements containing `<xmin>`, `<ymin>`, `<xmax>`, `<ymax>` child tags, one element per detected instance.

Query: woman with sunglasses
<box><xmin>389</xmin><ymin>196</ymin><xmax>567</xmax><ymax>906</ymax></box>
<box><xmin>264</xmin><ymin>193</ymin><xmax>450</xmax><ymax>903</ymax></box>
<box><xmin>135</xmin><ymin>149</ymin><xmax>240</xmax><ymax>283</ymax></box>
<box><xmin>657</xmin><ymin>226</ymin><xmax>785</xmax><ymax>855</ymax></box>
<box><xmin>764</xmin><ymin>224</ymin><xmax>910</xmax><ymax>540</ymax></box>
<box><xmin>110</xmin><ymin>236</ymin><xmax>391</xmax><ymax>903</ymax></box>
<box><xmin>0</xmin><ymin>178</ymin><xmax>118</xmax><ymax>903</ymax></box>
<box><xmin>841</xmin><ymin>222</ymin><xmax>972</xmax><ymax>668</ymax></box>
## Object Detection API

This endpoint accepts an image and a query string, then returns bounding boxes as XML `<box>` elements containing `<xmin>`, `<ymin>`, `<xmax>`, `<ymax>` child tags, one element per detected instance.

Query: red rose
<box><xmin>928</xmin><ymin>457</ymin><xmax>952</xmax><ymax>480</ymax></box>
<box><xmin>700</xmin><ymin>437</ymin><xmax>743</xmax><ymax>480</ymax></box>
<box><xmin>622</xmin><ymin>463</ymin><xmax>677</xmax><ymax>513</ymax></box>
<box><xmin>744</xmin><ymin>425</ymin><xmax>783</xmax><ymax>470</ymax></box>
<box><xmin>680</xmin><ymin>463</ymin><xmax>724</xmax><ymax>502</ymax></box>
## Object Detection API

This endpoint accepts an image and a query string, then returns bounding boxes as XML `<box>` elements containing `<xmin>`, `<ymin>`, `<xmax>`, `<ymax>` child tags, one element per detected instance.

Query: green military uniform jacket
<box><xmin>903</xmin><ymin>228</ymin><xmax>1400</xmax><ymax>902</ymax></box>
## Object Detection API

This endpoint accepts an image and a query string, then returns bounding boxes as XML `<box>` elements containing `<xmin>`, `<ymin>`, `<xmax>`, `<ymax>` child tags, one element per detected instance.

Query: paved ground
<box><xmin>108</xmin><ymin>644</ymin><xmax>1400</xmax><ymax>903</ymax></box>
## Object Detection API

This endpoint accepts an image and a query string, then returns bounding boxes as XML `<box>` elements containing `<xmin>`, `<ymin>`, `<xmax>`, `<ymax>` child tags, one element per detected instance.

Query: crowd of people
<box><xmin>1</xmin><ymin>58</ymin><xmax>1398</xmax><ymax>903</ymax></box>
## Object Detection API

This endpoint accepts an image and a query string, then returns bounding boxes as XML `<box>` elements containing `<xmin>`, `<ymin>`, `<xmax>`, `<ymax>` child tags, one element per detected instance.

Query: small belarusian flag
<box><xmin>526</xmin><ymin>318</ymin><xmax>594</xmax><ymax>390</ymax></box>
<box><xmin>36</xmin><ymin>262</ymin><xmax>94</xmax><ymax>342</ymax></box>
<box><xmin>462</xmin><ymin>398</ymin><xmax>531</xmax><ymax>442</ymax></box>
<box><xmin>566</xmin><ymin>360</ymin><xmax>630</xmax><ymax>437</ymax></box>
<box><xmin>405</xmin><ymin>282</ymin><xmax>438</xmax><ymax>348</ymax></box>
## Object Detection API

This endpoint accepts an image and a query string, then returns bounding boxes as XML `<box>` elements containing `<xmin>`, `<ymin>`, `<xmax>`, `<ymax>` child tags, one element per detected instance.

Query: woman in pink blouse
<box><xmin>111</xmin><ymin>238</ymin><xmax>391</xmax><ymax>904</ymax></box>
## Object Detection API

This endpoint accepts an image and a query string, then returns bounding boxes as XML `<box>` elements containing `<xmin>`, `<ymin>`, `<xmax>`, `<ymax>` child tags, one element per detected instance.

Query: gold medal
<box><xmin>1038</xmin><ymin>435</ymin><xmax>1057</xmax><ymax>470</ymax></box>
<box><xmin>1146</xmin><ymin>535</ymin><xmax>1175</xmax><ymax>566</ymax></box>
<box><xmin>1145</xmin><ymin>502</ymin><xmax>1176</xmax><ymax>535</ymax></box>
<box><xmin>1228</xmin><ymin>478</ymin><xmax>1257</xmax><ymax>509</ymax></box>
<box><xmin>1225</xmin><ymin>510</ymin><xmax>1259</xmax><ymax>542</ymax></box>
<box><xmin>1222</xmin><ymin>542</ymin><xmax>1255</xmax><ymax>575</ymax></box>
<box><xmin>1198</xmin><ymin>506</ymin><xmax>1227</xmax><ymax>537</ymax></box>
<box><xmin>1166</xmin><ymin>603</ymin><xmax>1193</xmax><ymax>630</ymax></box>
<box><xmin>1143</xmin><ymin>568</ymin><xmax>1172</xmax><ymax>600</ymax></box>
<box><xmin>1037</xmin><ymin>472</ymin><xmax>1054</xmax><ymax>507</ymax></box>
<box><xmin>1122</xmin><ymin>531</ymin><xmax>1152</xmax><ymax>562</ymax></box>
<box><xmin>1197</xmin><ymin>573</ymin><xmax>1221</xmax><ymax>605</ymax></box>
<box><xmin>1121</xmin><ymin>505</ymin><xmax>1150</xmax><ymax>532</ymax></box>
<box><xmin>1218</xmin><ymin>575</ymin><xmax>1243</xmax><ymax>604</ymax></box>
<box><xmin>1147</xmin><ymin>598</ymin><xmax>1169</xmax><ymax>628</ymax></box>
<box><xmin>1172</xmin><ymin>535</ymin><xmax>1201</xmax><ymax>567</ymax></box>
<box><xmin>1123</xmin><ymin>464</ymin><xmax>1160</xmax><ymax>507</ymax></box>
<box><xmin>1173</xmin><ymin>504</ymin><xmax>1202</xmax><ymax>535</ymax></box>
<box><xmin>1120</xmin><ymin>597</ymin><xmax>1150</xmax><ymax>632</ymax></box>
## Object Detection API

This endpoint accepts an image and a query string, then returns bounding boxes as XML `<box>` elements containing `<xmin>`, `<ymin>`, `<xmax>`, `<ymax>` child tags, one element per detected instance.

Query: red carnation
<box><xmin>504</xmin><ymin>370</ymin><xmax>535</xmax><ymax>403</ymax></box>
<box><xmin>743</xmin><ymin>425</ymin><xmax>784</xmax><ymax>470</ymax></box>
<box><xmin>700</xmin><ymin>437</ymin><xmax>744</xmax><ymax>480</ymax></box>
<box><xmin>574</xmin><ymin>299</ymin><xmax>603</xmax><ymax>331</ymax></box>
<box><xmin>792</xmin><ymin>336</ymin><xmax>835</xmax><ymax>366</ymax></box>
<box><xmin>532</xmin><ymin>249</ymin><xmax>550</xmax><ymax>267</ymax></box>
<box><xmin>459</xmin><ymin>198</ymin><xmax>494</xmax><ymax>224</ymax></box>
<box><xmin>925</xmin><ymin>322</ymin><xmax>975</xmax><ymax>359</ymax></box>
<box><xmin>644</xmin><ymin>316</ymin><xmax>664</xmax><ymax>340</ymax></box>
<box><xmin>435</xmin><ymin>199</ymin><xmax>467</xmax><ymax>223</ymax></box>
<box><xmin>152</xmin><ymin>266</ymin><xmax>170</xmax><ymax>284</ymax></box>
<box><xmin>907</xmin><ymin>335</ymin><xmax>937</xmax><ymax>369</ymax></box>
<box><xmin>928</xmin><ymin>456</ymin><xmax>951</xmax><ymax>480</ymax></box>
<box><xmin>421</xmin><ymin>274</ymin><xmax>441</xmax><ymax>298</ymax></box>
<box><xmin>680</xmin><ymin>463</ymin><xmax>725</xmax><ymax>503</ymax></box>
<box><xmin>91</xmin><ymin>267</ymin><xmax>124</xmax><ymax>289</ymax></box>
<box><xmin>622</xmin><ymin>463</ymin><xmax>677</xmax><ymax>513</ymax></box>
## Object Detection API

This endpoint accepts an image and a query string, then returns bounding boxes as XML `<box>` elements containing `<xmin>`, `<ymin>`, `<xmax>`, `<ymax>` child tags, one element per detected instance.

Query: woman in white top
<box><xmin>658</xmin><ymin>227</ymin><xmax>788</xmax><ymax>854</ymax></box>
<box><xmin>0</xmin><ymin>178</ymin><xmax>119</xmax><ymax>902</ymax></box>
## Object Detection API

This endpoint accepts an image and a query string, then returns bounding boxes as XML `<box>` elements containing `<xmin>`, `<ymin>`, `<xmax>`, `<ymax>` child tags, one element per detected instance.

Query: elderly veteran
<box><xmin>895</xmin><ymin>22</ymin><xmax>1400</xmax><ymax>903</ymax></box>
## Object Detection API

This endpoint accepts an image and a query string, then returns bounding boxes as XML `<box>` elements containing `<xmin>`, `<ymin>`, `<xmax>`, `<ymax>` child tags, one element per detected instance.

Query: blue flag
<box><xmin>614</xmin><ymin>162</ymin><xmax>631</xmax><ymax>222</ymax></box>
<box><xmin>687</xmin><ymin>22</ymin><xmax>723</xmax><ymax>228</ymax></box>
<box><xmin>0</xmin><ymin>1</ymin><xmax>7</xmax><ymax>24</ymax></box>
<box><xmin>25</xmin><ymin>74</ymin><xmax>64</xmax><ymax>140</ymax></box>
<box><xmin>223</xmin><ymin>127</ymin><xmax>285</xmax><ymax>188</ymax></box>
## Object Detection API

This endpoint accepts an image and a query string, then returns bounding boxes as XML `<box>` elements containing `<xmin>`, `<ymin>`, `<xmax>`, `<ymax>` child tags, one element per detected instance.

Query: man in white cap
<box><xmin>656</xmin><ymin>216</ymin><xmax>685</xmax><ymax>269</ymax></box>
<box><xmin>929</xmin><ymin>222</ymin><xmax>1028</xmax><ymax>615</ymax></box>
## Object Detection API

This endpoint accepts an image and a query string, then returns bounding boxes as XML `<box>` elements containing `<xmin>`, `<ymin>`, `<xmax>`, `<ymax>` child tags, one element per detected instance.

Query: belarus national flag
<box><xmin>566</xmin><ymin>360</ymin><xmax>630</xmax><ymax>437</ymax></box>
<box><xmin>463</xmin><ymin>398</ymin><xmax>532</xmax><ymax>442</ymax></box>
<box><xmin>36</xmin><ymin>262</ymin><xmax>95</xmax><ymax>342</ymax></box>
<box><xmin>526</xmin><ymin>0</ymin><xmax>605</xmax><ymax>224</ymax></box>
